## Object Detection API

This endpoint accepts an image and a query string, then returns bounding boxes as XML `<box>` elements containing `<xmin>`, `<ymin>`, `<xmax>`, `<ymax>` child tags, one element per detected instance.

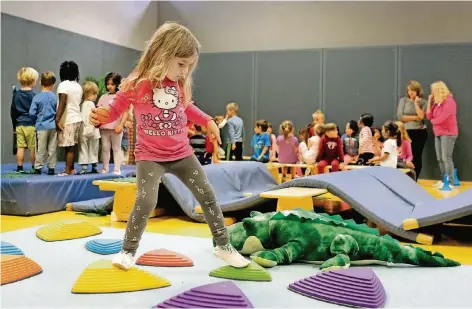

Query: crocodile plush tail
<box><xmin>403</xmin><ymin>244</ymin><xmax>460</xmax><ymax>267</ymax></box>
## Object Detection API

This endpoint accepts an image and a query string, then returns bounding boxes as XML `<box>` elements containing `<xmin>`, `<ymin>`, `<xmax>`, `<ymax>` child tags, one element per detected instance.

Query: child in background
<box><xmin>97</xmin><ymin>72</ymin><xmax>128</xmax><ymax>175</ymax></box>
<box><xmin>205</xmin><ymin>125</ymin><xmax>219</xmax><ymax>164</ymax></box>
<box><xmin>369</xmin><ymin>121</ymin><xmax>399</xmax><ymax>168</ymax></box>
<box><xmin>372</xmin><ymin>128</ymin><xmax>384</xmax><ymax>157</ymax></box>
<box><xmin>78</xmin><ymin>81</ymin><xmax>101</xmax><ymax>174</ymax></box>
<box><xmin>214</xmin><ymin>115</ymin><xmax>226</xmax><ymax>157</ymax></box>
<box><xmin>11</xmin><ymin>67</ymin><xmax>38</xmax><ymax>172</ymax></box>
<box><xmin>356</xmin><ymin>113</ymin><xmax>375</xmax><ymax>165</ymax></box>
<box><xmin>308</xmin><ymin>110</ymin><xmax>325</xmax><ymax>137</ymax></box>
<box><xmin>317</xmin><ymin>123</ymin><xmax>344</xmax><ymax>174</ymax></box>
<box><xmin>189</xmin><ymin>125</ymin><xmax>207</xmax><ymax>164</ymax></box>
<box><xmin>395</xmin><ymin>121</ymin><xmax>417</xmax><ymax>181</ymax></box>
<box><xmin>29</xmin><ymin>72</ymin><xmax>58</xmax><ymax>175</ymax></box>
<box><xmin>89</xmin><ymin>21</ymin><xmax>249</xmax><ymax>270</ymax></box>
<box><xmin>250</xmin><ymin>120</ymin><xmax>271</xmax><ymax>163</ymax></box>
<box><xmin>298</xmin><ymin>124</ymin><xmax>322</xmax><ymax>165</ymax></box>
<box><xmin>341</xmin><ymin>120</ymin><xmax>359</xmax><ymax>167</ymax></box>
<box><xmin>277</xmin><ymin>120</ymin><xmax>298</xmax><ymax>180</ymax></box>
<box><xmin>56</xmin><ymin>61</ymin><xmax>83</xmax><ymax>176</ymax></box>
<box><xmin>225</xmin><ymin>103</ymin><xmax>244</xmax><ymax>161</ymax></box>
<box><xmin>267</xmin><ymin>122</ymin><xmax>277</xmax><ymax>162</ymax></box>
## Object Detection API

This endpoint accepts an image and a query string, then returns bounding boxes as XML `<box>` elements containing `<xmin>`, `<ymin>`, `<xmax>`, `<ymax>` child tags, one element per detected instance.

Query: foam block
<box><xmin>153</xmin><ymin>281</ymin><xmax>254</xmax><ymax>308</ymax></box>
<box><xmin>36</xmin><ymin>220</ymin><xmax>102</xmax><ymax>242</ymax></box>
<box><xmin>1</xmin><ymin>254</ymin><xmax>42</xmax><ymax>285</ymax></box>
<box><xmin>288</xmin><ymin>267</ymin><xmax>386</xmax><ymax>308</ymax></box>
<box><xmin>136</xmin><ymin>249</ymin><xmax>193</xmax><ymax>267</ymax></box>
<box><xmin>85</xmin><ymin>239</ymin><xmax>122</xmax><ymax>255</ymax></box>
<box><xmin>209</xmin><ymin>261</ymin><xmax>272</xmax><ymax>282</ymax></box>
<box><xmin>1</xmin><ymin>241</ymin><xmax>24</xmax><ymax>255</ymax></box>
<box><xmin>71</xmin><ymin>259</ymin><xmax>170</xmax><ymax>294</ymax></box>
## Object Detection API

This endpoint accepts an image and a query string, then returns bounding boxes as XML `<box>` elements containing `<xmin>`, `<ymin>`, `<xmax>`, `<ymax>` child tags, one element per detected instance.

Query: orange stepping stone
<box><xmin>1</xmin><ymin>254</ymin><xmax>42</xmax><ymax>285</ymax></box>
<box><xmin>136</xmin><ymin>249</ymin><xmax>194</xmax><ymax>267</ymax></box>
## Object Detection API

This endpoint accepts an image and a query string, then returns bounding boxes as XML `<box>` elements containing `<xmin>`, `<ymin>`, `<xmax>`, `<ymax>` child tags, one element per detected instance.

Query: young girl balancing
<box><xmin>89</xmin><ymin>22</ymin><xmax>249</xmax><ymax>270</ymax></box>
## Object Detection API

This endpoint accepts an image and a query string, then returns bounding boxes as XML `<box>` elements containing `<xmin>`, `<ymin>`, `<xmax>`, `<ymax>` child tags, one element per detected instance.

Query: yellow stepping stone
<box><xmin>36</xmin><ymin>220</ymin><xmax>102</xmax><ymax>242</ymax></box>
<box><xmin>72</xmin><ymin>259</ymin><xmax>170</xmax><ymax>294</ymax></box>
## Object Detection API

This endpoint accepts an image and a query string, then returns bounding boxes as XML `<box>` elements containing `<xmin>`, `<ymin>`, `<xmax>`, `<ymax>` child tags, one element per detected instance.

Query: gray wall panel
<box><xmin>323</xmin><ymin>47</ymin><xmax>396</xmax><ymax>130</ymax></box>
<box><xmin>193</xmin><ymin>52</ymin><xmax>255</xmax><ymax>154</ymax></box>
<box><xmin>398</xmin><ymin>44</ymin><xmax>472</xmax><ymax>181</ymax></box>
<box><xmin>255</xmin><ymin>50</ymin><xmax>322</xmax><ymax>136</ymax></box>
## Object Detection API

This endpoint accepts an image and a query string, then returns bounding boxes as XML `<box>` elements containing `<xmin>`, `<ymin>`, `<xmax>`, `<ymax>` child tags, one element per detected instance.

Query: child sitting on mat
<box><xmin>368</xmin><ymin>121</ymin><xmax>398</xmax><ymax>168</ymax></box>
<box><xmin>341</xmin><ymin>120</ymin><xmax>359</xmax><ymax>167</ymax></box>
<box><xmin>89</xmin><ymin>22</ymin><xmax>249</xmax><ymax>271</ymax></box>
<box><xmin>316</xmin><ymin>123</ymin><xmax>344</xmax><ymax>174</ymax></box>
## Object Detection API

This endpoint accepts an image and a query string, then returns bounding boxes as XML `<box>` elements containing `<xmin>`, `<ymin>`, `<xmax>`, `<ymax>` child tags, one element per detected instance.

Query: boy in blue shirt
<box><xmin>11</xmin><ymin>67</ymin><xmax>38</xmax><ymax>172</ymax></box>
<box><xmin>29</xmin><ymin>72</ymin><xmax>58</xmax><ymax>175</ymax></box>
<box><xmin>250</xmin><ymin>120</ymin><xmax>271</xmax><ymax>163</ymax></box>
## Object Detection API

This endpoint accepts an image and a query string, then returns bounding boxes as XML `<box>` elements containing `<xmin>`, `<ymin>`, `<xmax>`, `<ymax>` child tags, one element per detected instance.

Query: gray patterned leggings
<box><xmin>122</xmin><ymin>155</ymin><xmax>229</xmax><ymax>255</ymax></box>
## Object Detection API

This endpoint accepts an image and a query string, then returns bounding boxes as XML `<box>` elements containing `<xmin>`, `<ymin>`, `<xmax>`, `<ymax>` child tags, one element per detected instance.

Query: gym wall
<box><xmin>159</xmin><ymin>1</ymin><xmax>472</xmax><ymax>181</ymax></box>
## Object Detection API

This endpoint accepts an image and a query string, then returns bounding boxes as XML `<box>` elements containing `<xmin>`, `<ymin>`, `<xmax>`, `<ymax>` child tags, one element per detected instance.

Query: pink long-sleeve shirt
<box><xmin>104</xmin><ymin>78</ymin><xmax>212</xmax><ymax>162</ymax></box>
<box><xmin>399</xmin><ymin>139</ymin><xmax>413</xmax><ymax>162</ymax></box>
<box><xmin>426</xmin><ymin>95</ymin><xmax>458</xmax><ymax>136</ymax></box>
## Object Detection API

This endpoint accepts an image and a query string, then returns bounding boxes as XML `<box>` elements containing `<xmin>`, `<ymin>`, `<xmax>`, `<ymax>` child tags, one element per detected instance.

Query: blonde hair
<box><xmin>323</xmin><ymin>123</ymin><xmax>337</xmax><ymax>132</ymax></box>
<box><xmin>82</xmin><ymin>81</ymin><xmax>99</xmax><ymax>101</ymax></box>
<box><xmin>431</xmin><ymin>81</ymin><xmax>452</xmax><ymax>104</ymax></box>
<box><xmin>280</xmin><ymin>120</ymin><xmax>294</xmax><ymax>139</ymax></box>
<box><xmin>395</xmin><ymin>121</ymin><xmax>411</xmax><ymax>142</ymax></box>
<box><xmin>214</xmin><ymin>115</ymin><xmax>225</xmax><ymax>123</ymax></box>
<box><xmin>406</xmin><ymin>80</ymin><xmax>424</xmax><ymax>98</ymax></box>
<box><xmin>226</xmin><ymin>102</ymin><xmax>239</xmax><ymax>113</ymax></box>
<box><xmin>17</xmin><ymin>67</ymin><xmax>39</xmax><ymax>87</ymax></box>
<box><xmin>120</xmin><ymin>22</ymin><xmax>201</xmax><ymax>106</ymax></box>
<box><xmin>314</xmin><ymin>123</ymin><xmax>324</xmax><ymax>136</ymax></box>
<box><xmin>312</xmin><ymin>110</ymin><xmax>325</xmax><ymax>122</ymax></box>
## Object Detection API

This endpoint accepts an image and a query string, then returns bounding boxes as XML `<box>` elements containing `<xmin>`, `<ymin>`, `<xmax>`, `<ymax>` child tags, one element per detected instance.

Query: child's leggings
<box><xmin>122</xmin><ymin>155</ymin><xmax>228</xmax><ymax>255</ymax></box>
<box><xmin>317</xmin><ymin>159</ymin><xmax>340</xmax><ymax>174</ymax></box>
<box><xmin>100</xmin><ymin>129</ymin><xmax>123</xmax><ymax>172</ymax></box>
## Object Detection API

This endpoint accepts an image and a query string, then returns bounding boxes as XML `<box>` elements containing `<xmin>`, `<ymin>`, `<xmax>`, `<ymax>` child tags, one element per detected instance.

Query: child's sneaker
<box><xmin>214</xmin><ymin>244</ymin><xmax>251</xmax><ymax>268</ymax></box>
<box><xmin>112</xmin><ymin>250</ymin><xmax>135</xmax><ymax>270</ymax></box>
<box><xmin>48</xmin><ymin>168</ymin><xmax>55</xmax><ymax>175</ymax></box>
<box><xmin>34</xmin><ymin>169</ymin><xmax>41</xmax><ymax>175</ymax></box>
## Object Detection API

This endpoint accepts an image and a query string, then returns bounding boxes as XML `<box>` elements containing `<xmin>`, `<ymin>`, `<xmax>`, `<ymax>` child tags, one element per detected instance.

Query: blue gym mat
<box><xmin>161</xmin><ymin>161</ymin><xmax>279</xmax><ymax>222</ymax></box>
<box><xmin>1</xmin><ymin>162</ymin><xmax>136</xmax><ymax>216</ymax></box>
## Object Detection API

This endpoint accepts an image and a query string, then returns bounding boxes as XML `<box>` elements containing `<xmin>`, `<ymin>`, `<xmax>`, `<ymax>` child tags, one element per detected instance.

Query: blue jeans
<box><xmin>434</xmin><ymin>135</ymin><xmax>457</xmax><ymax>182</ymax></box>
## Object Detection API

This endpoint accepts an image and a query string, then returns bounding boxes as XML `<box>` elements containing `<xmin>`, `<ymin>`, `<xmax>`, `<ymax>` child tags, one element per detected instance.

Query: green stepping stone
<box><xmin>209</xmin><ymin>261</ymin><xmax>272</xmax><ymax>282</ymax></box>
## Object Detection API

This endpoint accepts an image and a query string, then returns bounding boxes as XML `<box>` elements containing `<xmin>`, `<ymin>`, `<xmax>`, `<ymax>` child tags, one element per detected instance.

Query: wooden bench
<box><xmin>93</xmin><ymin>180</ymin><xmax>165</xmax><ymax>222</ymax></box>
<box><xmin>259</xmin><ymin>187</ymin><xmax>327</xmax><ymax>211</ymax></box>
<box><xmin>344</xmin><ymin>165</ymin><xmax>410</xmax><ymax>173</ymax></box>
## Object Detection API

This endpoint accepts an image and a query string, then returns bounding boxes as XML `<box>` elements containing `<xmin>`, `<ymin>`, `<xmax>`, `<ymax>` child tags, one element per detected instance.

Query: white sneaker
<box><xmin>433</xmin><ymin>181</ymin><xmax>444</xmax><ymax>188</ymax></box>
<box><xmin>112</xmin><ymin>251</ymin><xmax>135</xmax><ymax>271</ymax></box>
<box><xmin>113</xmin><ymin>170</ymin><xmax>121</xmax><ymax>176</ymax></box>
<box><xmin>214</xmin><ymin>244</ymin><xmax>251</xmax><ymax>268</ymax></box>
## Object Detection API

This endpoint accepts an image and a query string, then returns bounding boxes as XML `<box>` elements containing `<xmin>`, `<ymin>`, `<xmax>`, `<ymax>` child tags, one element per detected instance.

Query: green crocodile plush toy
<box><xmin>227</xmin><ymin>210</ymin><xmax>460</xmax><ymax>270</ymax></box>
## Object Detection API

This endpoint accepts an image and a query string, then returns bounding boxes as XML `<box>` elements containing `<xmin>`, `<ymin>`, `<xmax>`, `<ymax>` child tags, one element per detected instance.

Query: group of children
<box><xmin>188</xmin><ymin>105</ymin><xmax>417</xmax><ymax>182</ymax></box>
<box><xmin>10</xmin><ymin>64</ymin><xmax>133</xmax><ymax>176</ymax></box>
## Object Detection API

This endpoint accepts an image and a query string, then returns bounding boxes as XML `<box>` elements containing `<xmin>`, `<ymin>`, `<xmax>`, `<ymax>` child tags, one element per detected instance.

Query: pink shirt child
<box><xmin>104</xmin><ymin>78</ymin><xmax>212</xmax><ymax>162</ymax></box>
<box><xmin>276</xmin><ymin>135</ymin><xmax>299</xmax><ymax>163</ymax></box>
<box><xmin>398</xmin><ymin>140</ymin><xmax>413</xmax><ymax>162</ymax></box>
<box><xmin>426</xmin><ymin>95</ymin><xmax>458</xmax><ymax>136</ymax></box>
<box><xmin>97</xmin><ymin>93</ymin><xmax>123</xmax><ymax>130</ymax></box>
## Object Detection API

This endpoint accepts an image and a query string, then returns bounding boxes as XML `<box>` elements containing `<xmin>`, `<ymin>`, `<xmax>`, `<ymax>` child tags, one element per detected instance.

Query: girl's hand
<box><xmin>414</xmin><ymin>96</ymin><xmax>422</xmax><ymax>104</ymax></box>
<box><xmin>406</xmin><ymin>161</ymin><xmax>415</xmax><ymax>169</ymax></box>
<box><xmin>428</xmin><ymin>94</ymin><xmax>434</xmax><ymax>102</ymax></box>
<box><xmin>115</xmin><ymin>125</ymin><xmax>123</xmax><ymax>134</ymax></box>
<box><xmin>89</xmin><ymin>107</ymin><xmax>110</xmax><ymax>127</ymax></box>
<box><xmin>124</xmin><ymin>120</ymin><xmax>133</xmax><ymax>129</ymax></box>
<box><xmin>207</xmin><ymin>120</ymin><xmax>222</xmax><ymax>145</ymax></box>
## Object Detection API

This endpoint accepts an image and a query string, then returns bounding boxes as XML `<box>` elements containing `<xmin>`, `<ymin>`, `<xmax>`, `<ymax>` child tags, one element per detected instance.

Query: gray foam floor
<box><xmin>1</xmin><ymin>226</ymin><xmax>472</xmax><ymax>308</ymax></box>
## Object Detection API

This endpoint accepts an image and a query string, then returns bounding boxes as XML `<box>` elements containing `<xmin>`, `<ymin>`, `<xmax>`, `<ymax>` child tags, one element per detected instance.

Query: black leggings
<box><xmin>407</xmin><ymin>129</ymin><xmax>427</xmax><ymax>179</ymax></box>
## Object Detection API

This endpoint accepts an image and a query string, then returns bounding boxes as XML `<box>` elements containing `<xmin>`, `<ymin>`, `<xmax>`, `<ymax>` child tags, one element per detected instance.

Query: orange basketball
<box><xmin>93</xmin><ymin>107</ymin><xmax>111</xmax><ymax>127</ymax></box>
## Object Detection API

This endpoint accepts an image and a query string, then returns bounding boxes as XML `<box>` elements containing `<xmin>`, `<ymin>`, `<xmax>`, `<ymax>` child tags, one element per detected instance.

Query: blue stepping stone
<box><xmin>85</xmin><ymin>239</ymin><xmax>123</xmax><ymax>255</ymax></box>
<box><xmin>1</xmin><ymin>241</ymin><xmax>24</xmax><ymax>255</ymax></box>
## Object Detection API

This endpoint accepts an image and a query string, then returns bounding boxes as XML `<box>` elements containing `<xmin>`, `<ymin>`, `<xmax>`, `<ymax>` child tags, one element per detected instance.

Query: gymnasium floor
<box><xmin>2</xmin><ymin>179</ymin><xmax>472</xmax><ymax>265</ymax></box>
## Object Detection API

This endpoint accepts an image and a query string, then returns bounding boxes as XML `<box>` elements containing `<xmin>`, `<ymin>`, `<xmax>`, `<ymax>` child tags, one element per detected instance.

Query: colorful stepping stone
<box><xmin>71</xmin><ymin>259</ymin><xmax>170</xmax><ymax>294</ymax></box>
<box><xmin>288</xmin><ymin>267</ymin><xmax>386</xmax><ymax>308</ymax></box>
<box><xmin>36</xmin><ymin>220</ymin><xmax>102</xmax><ymax>242</ymax></box>
<box><xmin>136</xmin><ymin>249</ymin><xmax>193</xmax><ymax>267</ymax></box>
<box><xmin>153</xmin><ymin>281</ymin><xmax>253</xmax><ymax>308</ymax></box>
<box><xmin>85</xmin><ymin>239</ymin><xmax>122</xmax><ymax>255</ymax></box>
<box><xmin>209</xmin><ymin>261</ymin><xmax>272</xmax><ymax>282</ymax></box>
<box><xmin>1</xmin><ymin>254</ymin><xmax>42</xmax><ymax>285</ymax></box>
<box><xmin>1</xmin><ymin>241</ymin><xmax>24</xmax><ymax>255</ymax></box>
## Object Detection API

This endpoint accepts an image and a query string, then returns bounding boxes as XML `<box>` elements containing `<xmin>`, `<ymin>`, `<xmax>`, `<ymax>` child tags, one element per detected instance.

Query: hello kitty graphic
<box><xmin>152</xmin><ymin>86</ymin><xmax>179</xmax><ymax>122</ymax></box>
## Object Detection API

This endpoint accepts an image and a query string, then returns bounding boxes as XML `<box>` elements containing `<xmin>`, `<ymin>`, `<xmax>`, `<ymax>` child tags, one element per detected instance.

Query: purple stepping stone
<box><xmin>288</xmin><ymin>268</ymin><xmax>386</xmax><ymax>308</ymax></box>
<box><xmin>153</xmin><ymin>281</ymin><xmax>254</xmax><ymax>308</ymax></box>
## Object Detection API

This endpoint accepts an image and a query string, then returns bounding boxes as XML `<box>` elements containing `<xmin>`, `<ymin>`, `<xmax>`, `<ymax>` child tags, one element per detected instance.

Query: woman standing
<box><xmin>396</xmin><ymin>80</ymin><xmax>428</xmax><ymax>178</ymax></box>
<box><xmin>426</xmin><ymin>81</ymin><xmax>458</xmax><ymax>188</ymax></box>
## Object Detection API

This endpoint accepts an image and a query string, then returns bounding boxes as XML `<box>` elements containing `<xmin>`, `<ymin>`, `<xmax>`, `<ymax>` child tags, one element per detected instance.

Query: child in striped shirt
<box><xmin>356</xmin><ymin>113</ymin><xmax>375</xmax><ymax>165</ymax></box>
